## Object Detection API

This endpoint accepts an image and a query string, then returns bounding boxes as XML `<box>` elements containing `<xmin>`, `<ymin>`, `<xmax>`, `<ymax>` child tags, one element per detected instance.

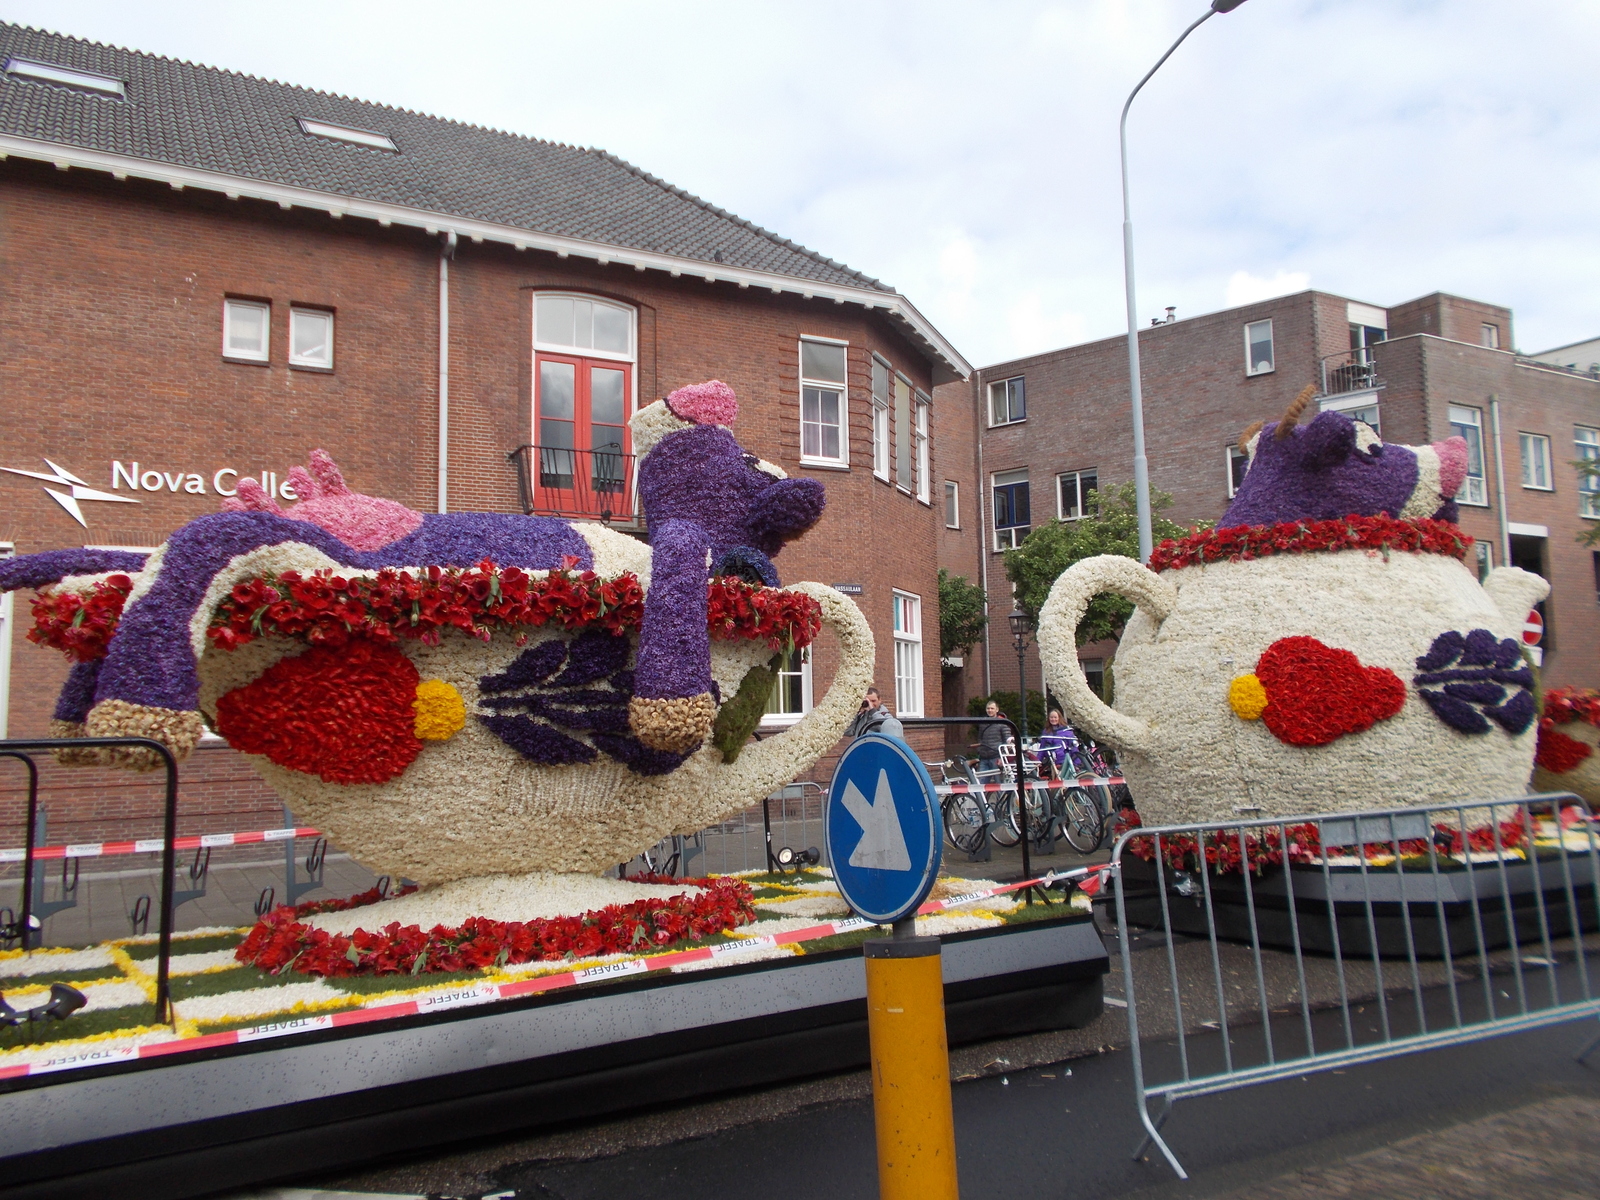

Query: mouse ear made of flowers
<box><xmin>21</xmin><ymin>563</ymin><xmax>822</xmax><ymax>659</ymax></box>
<box><xmin>1148</xmin><ymin>515</ymin><xmax>1472</xmax><ymax>574</ymax></box>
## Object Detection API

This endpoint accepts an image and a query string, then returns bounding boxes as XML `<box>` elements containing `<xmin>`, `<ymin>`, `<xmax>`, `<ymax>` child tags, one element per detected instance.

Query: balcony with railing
<box><xmin>1318</xmin><ymin>346</ymin><xmax>1386</xmax><ymax>397</ymax></box>
<box><xmin>507</xmin><ymin>443</ymin><xmax>639</xmax><ymax>526</ymax></box>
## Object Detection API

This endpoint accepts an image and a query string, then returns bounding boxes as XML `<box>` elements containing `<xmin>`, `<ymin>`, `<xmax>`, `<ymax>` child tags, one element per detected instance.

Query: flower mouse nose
<box><xmin>748</xmin><ymin>478</ymin><xmax>826</xmax><ymax>555</ymax></box>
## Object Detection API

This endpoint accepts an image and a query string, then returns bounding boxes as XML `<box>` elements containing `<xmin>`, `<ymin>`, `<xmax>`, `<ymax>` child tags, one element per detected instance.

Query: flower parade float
<box><xmin>0</xmin><ymin>383</ymin><xmax>1107</xmax><ymax>1197</ymax></box>
<box><xmin>1037</xmin><ymin>392</ymin><xmax>1594</xmax><ymax>955</ymax></box>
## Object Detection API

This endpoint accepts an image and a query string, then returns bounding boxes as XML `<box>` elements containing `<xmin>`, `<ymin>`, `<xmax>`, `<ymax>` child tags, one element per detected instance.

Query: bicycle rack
<box><xmin>130</xmin><ymin>845</ymin><xmax>211</xmax><ymax>935</ymax></box>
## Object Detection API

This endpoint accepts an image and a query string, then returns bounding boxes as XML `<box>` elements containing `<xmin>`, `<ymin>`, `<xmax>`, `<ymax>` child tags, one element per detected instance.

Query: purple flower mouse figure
<box><xmin>625</xmin><ymin>380</ymin><xmax>826</xmax><ymax>752</ymax></box>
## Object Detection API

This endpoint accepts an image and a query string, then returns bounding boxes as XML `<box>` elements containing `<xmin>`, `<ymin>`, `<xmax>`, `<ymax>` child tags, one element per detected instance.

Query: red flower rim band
<box><xmin>1148</xmin><ymin>515</ymin><xmax>1472</xmax><ymax>574</ymax></box>
<box><xmin>28</xmin><ymin>563</ymin><xmax>823</xmax><ymax>662</ymax></box>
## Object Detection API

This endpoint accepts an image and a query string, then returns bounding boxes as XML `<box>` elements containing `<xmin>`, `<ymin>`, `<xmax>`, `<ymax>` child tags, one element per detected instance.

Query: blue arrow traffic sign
<box><xmin>825</xmin><ymin>733</ymin><xmax>942</xmax><ymax>925</ymax></box>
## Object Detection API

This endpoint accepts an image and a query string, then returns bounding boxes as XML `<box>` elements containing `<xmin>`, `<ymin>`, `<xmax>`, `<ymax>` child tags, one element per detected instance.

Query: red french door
<box><xmin>534</xmin><ymin>354</ymin><xmax>634</xmax><ymax>518</ymax></box>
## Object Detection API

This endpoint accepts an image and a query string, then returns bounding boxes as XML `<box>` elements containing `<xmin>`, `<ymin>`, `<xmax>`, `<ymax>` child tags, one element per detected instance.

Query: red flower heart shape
<box><xmin>1254</xmin><ymin>636</ymin><xmax>1406</xmax><ymax>747</ymax></box>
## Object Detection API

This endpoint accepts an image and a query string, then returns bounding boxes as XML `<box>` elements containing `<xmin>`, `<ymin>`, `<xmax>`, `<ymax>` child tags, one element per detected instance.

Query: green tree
<box><xmin>937</xmin><ymin>568</ymin><xmax>988</xmax><ymax>660</ymax></box>
<box><xmin>1003</xmin><ymin>482</ymin><xmax>1198</xmax><ymax>645</ymax></box>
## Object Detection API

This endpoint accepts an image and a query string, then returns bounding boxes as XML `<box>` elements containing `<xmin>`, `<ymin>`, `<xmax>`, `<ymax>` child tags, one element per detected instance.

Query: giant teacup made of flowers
<box><xmin>2</xmin><ymin>382</ymin><xmax>873</xmax><ymax>883</ymax></box>
<box><xmin>1038</xmin><ymin>390</ymin><xmax>1549</xmax><ymax>826</ymax></box>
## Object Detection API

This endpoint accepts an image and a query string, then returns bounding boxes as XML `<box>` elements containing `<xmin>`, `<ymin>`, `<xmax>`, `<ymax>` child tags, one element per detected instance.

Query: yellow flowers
<box><xmin>1228</xmin><ymin>674</ymin><xmax>1269</xmax><ymax>721</ymax></box>
<box><xmin>413</xmin><ymin>679</ymin><xmax>466</xmax><ymax>741</ymax></box>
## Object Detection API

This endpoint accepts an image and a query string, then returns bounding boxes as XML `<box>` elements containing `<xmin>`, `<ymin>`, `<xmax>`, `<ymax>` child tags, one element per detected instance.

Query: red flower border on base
<box><xmin>26</xmin><ymin>564</ymin><xmax>823</xmax><ymax>662</ymax></box>
<box><xmin>1148</xmin><ymin>515</ymin><xmax>1472</xmax><ymax>574</ymax></box>
<box><xmin>235</xmin><ymin>876</ymin><xmax>759</xmax><ymax>977</ymax></box>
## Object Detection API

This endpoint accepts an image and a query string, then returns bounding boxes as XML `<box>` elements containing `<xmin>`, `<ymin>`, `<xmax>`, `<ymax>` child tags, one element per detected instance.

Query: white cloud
<box><xmin>1224</xmin><ymin>270</ymin><xmax>1313</xmax><ymax>309</ymax></box>
<box><xmin>7</xmin><ymin>1</ymin><xmax>1600</xmax><ymax>365</ymax></box>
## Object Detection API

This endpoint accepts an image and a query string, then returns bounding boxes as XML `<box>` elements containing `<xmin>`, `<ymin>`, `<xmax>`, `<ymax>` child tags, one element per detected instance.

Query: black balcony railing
<box><xmin>508</xmin><ymin>443</ymin><xmax>638</xmax><ymax>523</ymax></box>
<box><xmin>1319</xmin><ymin>346</ymin><xmax>1386</xmax><ymax>397</ymax></box>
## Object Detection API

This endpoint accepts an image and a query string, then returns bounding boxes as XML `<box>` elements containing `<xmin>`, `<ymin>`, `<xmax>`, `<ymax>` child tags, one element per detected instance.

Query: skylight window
<box><xmin>298</xmin><ymin>118</ymin><xmax>397</xmax><ymax>152</ymax></box>
<box><xmin>4</xmin><ymin>57</ymin><xmax>125</xmax><ymax>98</ymax></box>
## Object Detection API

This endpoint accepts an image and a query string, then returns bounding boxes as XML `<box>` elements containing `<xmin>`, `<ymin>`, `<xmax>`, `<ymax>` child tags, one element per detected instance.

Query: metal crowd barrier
<box><xmin>1109</xmin><ymin>792</ymin><xmax>1600</xmax><ymax>1179</ymax></box>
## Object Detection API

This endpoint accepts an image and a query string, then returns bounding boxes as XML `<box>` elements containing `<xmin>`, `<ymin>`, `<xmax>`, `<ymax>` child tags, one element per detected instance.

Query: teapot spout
<box><xmin>1482</xmin><ymin>566</ymin><xmax>1550</xmax><ymax>628</ymax></box>
<box><xmin>708</xmin><ymin>582</ymin><xmax>875</xmax><ymax>809</ymax></box>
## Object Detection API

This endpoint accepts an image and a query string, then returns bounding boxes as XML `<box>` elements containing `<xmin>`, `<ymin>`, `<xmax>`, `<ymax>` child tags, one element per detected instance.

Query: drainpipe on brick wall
<box><xmin>438</xmin><ymin>231</ymin><xmax>457</xmax><ymax>514</ymax></box>
<box><xmin>1490</xmin><ymin>394</ymin><xmax>1512</xmax><ymax>566</ymax></box>
<box><xmin>977</xmin><ymin>382</ymin><xmax>992</xmax><ymax>698</ymax></box>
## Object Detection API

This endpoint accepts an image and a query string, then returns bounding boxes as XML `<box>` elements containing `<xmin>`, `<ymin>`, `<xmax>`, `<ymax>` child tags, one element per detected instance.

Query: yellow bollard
<box><xmin>864</xmin><ymin>935</ymin><xmax>960</xmax><ymax>1200</ymax></box>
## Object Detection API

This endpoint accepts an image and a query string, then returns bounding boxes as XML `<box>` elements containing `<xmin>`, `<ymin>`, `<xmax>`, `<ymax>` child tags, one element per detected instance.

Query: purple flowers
<box><xmin>477</xmin><ymin>632</ymin><xmax>691</xmax><ymax>775</ymax></box>
<box><xmin>1413</xmin><ymin>629</ymin><xmax>1536</xmax><ymax>735</ymax></box>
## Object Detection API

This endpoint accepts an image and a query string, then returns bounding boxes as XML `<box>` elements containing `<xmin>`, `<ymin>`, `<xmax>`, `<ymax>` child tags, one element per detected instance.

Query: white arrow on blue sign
<box><xmin>825</xmin><ymin>733</ymin><xmax>942</xmax><ymax>925</ymax></box>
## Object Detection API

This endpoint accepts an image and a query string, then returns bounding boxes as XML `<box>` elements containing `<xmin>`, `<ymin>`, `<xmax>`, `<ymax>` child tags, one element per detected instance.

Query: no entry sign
<box><xmin>1523</xmin><ymin>609</ymin><xmax>1543</xmax><ymax>646</ymax></box>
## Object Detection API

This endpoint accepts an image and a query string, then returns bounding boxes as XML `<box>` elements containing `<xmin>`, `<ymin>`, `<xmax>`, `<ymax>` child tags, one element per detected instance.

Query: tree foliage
<box><xmin>1003</xmin><ymin>482</ymin><xmax>1198</xmax><ymax>646</ymax></box>
<box><xmin>937</xmin><ymin>568</ymin><xmax>988</xmax><ymax>659</ymax></box>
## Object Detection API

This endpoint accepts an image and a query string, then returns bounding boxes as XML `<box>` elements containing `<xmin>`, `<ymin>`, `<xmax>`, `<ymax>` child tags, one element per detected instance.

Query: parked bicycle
<box><xmin>938</xmin><ymin>756</ymin><xmax>1021</xmax><ymax>855</ymax></box>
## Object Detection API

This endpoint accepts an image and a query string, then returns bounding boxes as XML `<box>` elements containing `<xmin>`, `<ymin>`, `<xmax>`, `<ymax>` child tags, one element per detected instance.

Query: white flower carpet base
<box><xmin>0</xmin><ymin>869</ymin><xmax>1090</xmax><ymax>1067</ymax></box>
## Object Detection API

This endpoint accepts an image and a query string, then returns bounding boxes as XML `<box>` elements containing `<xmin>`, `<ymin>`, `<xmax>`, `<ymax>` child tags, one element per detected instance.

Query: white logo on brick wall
<box><xmin>1</xmin><ymin>460</ymin><xmax>140</xmax><ymax>528</ymax></box>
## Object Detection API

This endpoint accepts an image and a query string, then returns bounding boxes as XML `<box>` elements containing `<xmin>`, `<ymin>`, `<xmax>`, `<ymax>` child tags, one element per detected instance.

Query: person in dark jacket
<box><xmin>975</xmin><ymin>699</ymin><xmax>1009</xmax><ymax>776</ymax></box>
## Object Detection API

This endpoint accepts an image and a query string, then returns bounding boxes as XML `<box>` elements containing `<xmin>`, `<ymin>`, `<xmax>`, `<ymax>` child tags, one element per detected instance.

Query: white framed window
<box><xmin>800</xmin><ymin>338</ymin><xmax>848</xmax><ymax>466</ymax></box>
<box><xmin>989</xmin><ymin>376</ymin><xmax>1026</xmax><ymax>426</ymax></box>
<box><xmin>1227</xmin><ymin>445</ymin><xmax>1250</xmax><ymax>497</ymax></box>
<box><xmin>1521</xmin><ymin>433</ymin><xmax>1552</xmax><ymax>490</ymax></box>
<box><xmin>1474</xmin><ymin>542</ymin><xmax>1494</xmax><ymax>583</ymax></box>
<box><xmin>1057</xmin><ymin>469</ymin><xmax>1098</xmax><ymax>520</ymax></box>
<box><xmin>914</xmin><ymin>392</ymin><xmax>930</xmax><ymax>503</ymax></box>
<box><xmin>944</xmin><ymin>481</ymin><xmax>960</xmax><ymax>529</ymax></box>
<box><xmin>1481</xmin><ymin>323</ymin><xmax>1501</xmax><ymax>350</ymax></box>
<box><xmin>1576</xmin><ymin>427</ymin><xmax>1600</xmax><ymax>518</ymax></box>
<box><xmin>1245</xmin><ymin>319</ymin><xmax>1275</xmax><ymax>375</ymax></box>
<box><xmin>871</xmin><ymin>356</ymin><xmax>891</xmax><ymax>480</ymax></box>
<box><xmin>535</xmin><ymin>294</ymin><xmax>635</xmax><ymax>361</ymax></box>
<box><xmin>760</xmin><ymin>645</ymin><xmax>812</xmax><ymax>727</ymax></box>
<box><xmin>892</xmin><ymin>591</ymin><xmax>924</xmax><ymax>717</ymax></box>
<box><xmin>4</xmin><ymin>58</ymin><xmax>124</xmax><ymax>98</ymax></box>
<box><xmin>992</xmin><ymin>469</ymin><xmax>1030</xmax><ymax>550</ymax></box>
<box><xmin>222</xmin><ymin>298</ymin><xmax>270</xmax><ymax>362</ymax></box>
<box><xmin>289</xmin><ymin>308</ymin><xmax>334</xmax><ymax>369</ymax></box>
<box><xmin>1320</xmin><ymin>392</ymin><xmax>1380</xmax><ymax>437</ymax></box>
<box><xmin>298</xmin><ymin>117</ymin><xmax>398</xmax><ymax>153</ymax></box>
<box><xmin>1449</xmin><ymin>406</ymin><xmax>1488</xmax><ymax>506</ymax></box>
<box><xmin>894</xmin><ymin>374</ymin><xmax>913</xmax><ymax>491</ymax></box>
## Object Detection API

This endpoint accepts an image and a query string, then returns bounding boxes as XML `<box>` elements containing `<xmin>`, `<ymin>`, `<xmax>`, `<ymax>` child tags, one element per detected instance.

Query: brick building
<box><xmin>0</xmin><ymin>24</ymin><xmax>971</xmax><ymax>844</ymax></box>
<box><xmin>940</xmin><ymin>289</ymin><xmax>1600</xmax><ymax>712</ymax></box>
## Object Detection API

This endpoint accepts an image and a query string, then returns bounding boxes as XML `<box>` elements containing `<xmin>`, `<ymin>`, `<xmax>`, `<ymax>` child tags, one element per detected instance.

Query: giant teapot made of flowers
<box><xmin>1038</xmin><ymin>403</ymin><xmax>1550</xmax><ymax>826</ymax></box>
<box><xmin>2</xmin><ymin>383</ymin><xmax>874</xmax><ymax>883</ymax></box>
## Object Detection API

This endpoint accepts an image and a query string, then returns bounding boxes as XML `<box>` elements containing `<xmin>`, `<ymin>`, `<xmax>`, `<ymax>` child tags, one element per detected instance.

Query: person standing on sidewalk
<box><xmin>975</xmin><ymin>699</ymin><xmax>1008</xmax><ymax>777</ymax></box>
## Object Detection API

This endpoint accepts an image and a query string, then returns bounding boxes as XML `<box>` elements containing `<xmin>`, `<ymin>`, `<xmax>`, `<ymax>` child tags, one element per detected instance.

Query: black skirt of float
<box><xmin>0</xmin><ymin>912</ymin><xmax>1107</xmax><ymax>1200</ymax></box>
<box><xmin>1117</xmin><ymin>855</ymin><xmax>1600</xmax><ymax>958</ymax></box>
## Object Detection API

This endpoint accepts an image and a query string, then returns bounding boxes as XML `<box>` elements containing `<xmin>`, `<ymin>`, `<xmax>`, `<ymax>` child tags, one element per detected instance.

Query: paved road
<box><xmin>291</xmin><ymin>1014</ymin><xmax>1600</xmax><ymax>1200</ymax></box>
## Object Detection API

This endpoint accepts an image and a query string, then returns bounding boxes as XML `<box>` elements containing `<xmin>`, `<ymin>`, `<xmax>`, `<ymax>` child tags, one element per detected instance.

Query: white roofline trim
<box><xmin>0</xmin><ymin>132</ymin><xmax>970</xmax><ymax>381</ymax></box>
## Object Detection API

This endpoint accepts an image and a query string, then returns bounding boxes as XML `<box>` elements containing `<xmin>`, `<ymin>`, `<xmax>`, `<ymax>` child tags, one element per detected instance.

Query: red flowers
<box><xmin>27</xmin><ymin>574</ymin><xmax>134</xmax><ymax>662</ymax></box>
<box><xmin>1253</xmin><ymin>636</ymin><xmax>1406</xmax><ymax>747</ymax></box>
<box><xmin>215</xmin><ymin>640</ymin><xmax>424</xmax><ymax>784</ymax></box>
<box><xmin>1148</xmin><ymin>515</ymin><xmax>1472</xmax><ymax>574</ymax></box>
<box><xmin>1127</xmin><ymin>817</ymin><xmax>1530</xmax><ymax>875</ymax></box>
<box><xmin>234</xmin><ymin>876</ymin><xmax>758</xmax><ymax>977</ymax></box>
<box><xmin>707</xmin><ymin>578</ymin><xmax>823</xmax><ymax>652</ymax></box>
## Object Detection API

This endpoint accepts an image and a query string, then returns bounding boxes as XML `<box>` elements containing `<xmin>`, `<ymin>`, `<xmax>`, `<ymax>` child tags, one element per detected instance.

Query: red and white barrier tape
<box><xmin>0</xmin><ymin>826</ymin><xmax>321</xmax><ymax>864</ymax></box>
<box><xmin>934</xmin><ymin>776</ymin><xmax>1125</xmax><ymax>795</ymax></box>
<box><xmin>0</xmin><ymin>863</ymin><xmax>1112</xmax><ymax>1080</ymax></box>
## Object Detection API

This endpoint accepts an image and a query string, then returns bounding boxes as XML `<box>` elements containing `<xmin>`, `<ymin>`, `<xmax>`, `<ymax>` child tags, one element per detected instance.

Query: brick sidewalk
<box><xmin>1207</xmin><ymin>1093</ymin><xmax>1600</xmax><ymax>1200</ymax></box>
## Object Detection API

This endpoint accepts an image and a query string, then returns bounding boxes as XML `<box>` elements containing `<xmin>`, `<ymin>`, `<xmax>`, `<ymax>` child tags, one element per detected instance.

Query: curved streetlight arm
<box><xmin>1118</xmin><ymin>3</ymin><xmax>1227</xmax><ymax>564</ymax></box>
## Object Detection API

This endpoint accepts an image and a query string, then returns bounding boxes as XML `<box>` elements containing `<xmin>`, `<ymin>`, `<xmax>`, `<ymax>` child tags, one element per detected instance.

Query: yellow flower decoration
<box><xmin>413</xmin><ymin>679</ymin><xmax>466</xmax><ymax>741</ymax></box>
<box><xmin>1228</xmin><ymin>673</ymin><xmax>1269</xmax><ymax>721</ymax></box>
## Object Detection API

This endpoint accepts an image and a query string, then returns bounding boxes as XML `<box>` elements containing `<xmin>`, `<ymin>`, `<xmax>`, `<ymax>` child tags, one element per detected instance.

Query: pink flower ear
<box><xmin>308</xmin><ymin>449</ymin><xmax>351</xmax><ymax>496</ymax></box>
<box><xmin>665</xmin><ymin>380</ymin><xmax>738</xmax><ymax>427</ymax></box>
<box><xmin>286</xmin><ymin>465</ymin><xmax>319</xmax><ymax>502</ymax></box>
<box><xmin>1433</xmin><ymin>435</ymin><xmax>1469</xmax><ymax>499</ymax></box>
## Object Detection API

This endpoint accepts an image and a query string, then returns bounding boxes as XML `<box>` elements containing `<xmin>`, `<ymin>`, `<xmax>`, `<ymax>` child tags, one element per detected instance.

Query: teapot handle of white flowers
<box><xmin>1036</xmin><ymin>554</ymin><xmax>1178</xmax><ymax>756</ymax></box>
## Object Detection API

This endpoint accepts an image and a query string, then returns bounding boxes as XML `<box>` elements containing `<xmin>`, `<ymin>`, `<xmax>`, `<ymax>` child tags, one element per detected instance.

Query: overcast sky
<box><xmin>5</xmin><ymin>0</ymin><xmax>1597</xmax><ymax>368</ymax></box>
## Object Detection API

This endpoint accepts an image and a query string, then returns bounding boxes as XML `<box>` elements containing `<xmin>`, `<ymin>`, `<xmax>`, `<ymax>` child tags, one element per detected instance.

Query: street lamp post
<box><xmin>1120</xmin><ymin>0</ymin><xmax>1248</xmax><ymax>564</ymax></box>
<box><xmin>1008</xmin><ymin>605</ymin><xmax>1032</xmax><ymax>747</ymax></box>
